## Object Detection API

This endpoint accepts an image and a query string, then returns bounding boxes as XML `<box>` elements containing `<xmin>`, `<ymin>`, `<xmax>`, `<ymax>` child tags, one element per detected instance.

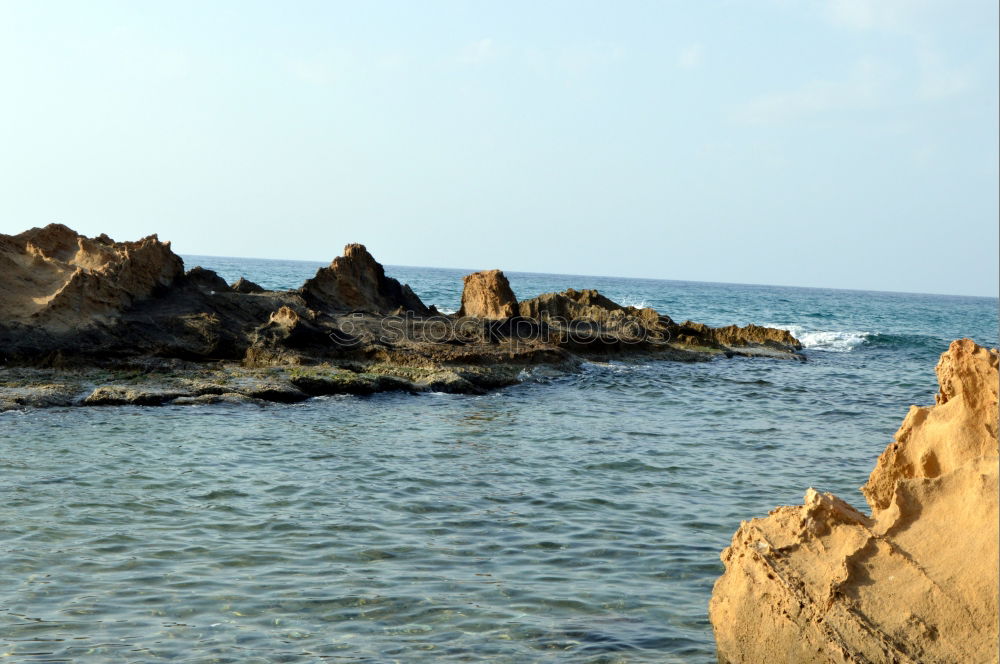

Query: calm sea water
<box><xmin>2</xmin><ymin>256</ymin><xmax>997</xmax><ymax>663</ymax></box>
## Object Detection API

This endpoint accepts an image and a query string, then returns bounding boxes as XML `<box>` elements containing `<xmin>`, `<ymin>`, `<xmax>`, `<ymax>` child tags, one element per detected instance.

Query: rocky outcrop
<box><xmin>457</xmin><ymin>270</ymin><xmax>518</xmax><ymax>319</ymax></box>
<box><xmin>185</xmin><ymin>266</ymin><xmax>231</xmax><ymax>293</ymax></box>
<box><xmin>710</xmin><ymin>339</ymin><xmax>999</xmax><ymax>664</ymax></box>
<box><xmin>675</xmin><ymin>321</ymin><xmax>801</xmax><ymax>350</ymax></box>
<box><xmin>0</xmin><ymin>224</ymin><xmax>808</xmax><ymax>407</ymax></box>
<box><xmin>300</xmin><ymin>243</ymin><xmax>430</xmax><ymax>315</ymax></box>
<box><xmin>0</xmin><ymin>223</ymin><xmax>183</xmax><ymax>330</ymax></box>
<box><xmin>243</xmin><ymin>306</ymin><xmax>340</xmax><ymax>367</ymax></box>
<box><xmin>519</xmin><ymin>288</ymin><xmax>669</xmax><ymax>329</ymax></box>
<box><xmin>231</xmin><ymin>276</ymin><xmax>265</xmax><ymax>293</ymax></box>
<box><xmin>518</xmin><ymin>288</ymin><xmax>802</xmax><ymax>357</ymax></box>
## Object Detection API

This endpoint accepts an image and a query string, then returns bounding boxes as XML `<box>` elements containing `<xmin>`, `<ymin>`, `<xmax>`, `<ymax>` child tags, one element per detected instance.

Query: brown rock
<box><xmin>709</xmin><ymin>339</ymin><xmax>999</xmax><ymax>664</ymax></box>
<box><xmin>678</xmin><ymin>320</ymin><xmax>801</xmax><ymax>350</ymax></box>
<box><xmin>0</xmin><ymin>223</ymin><xmax>183</xmax><ymax>330</ymax></box>
<box><xmin>457</xmin><ymin>270</ymin><xmax>518</xmax><ymax>319</ymax></box>
<box><xmin>862</xmin><ymin>339</ymin><xmax>999</xmax><ymax>512</ymax></box>
<box><xmin>300</xmin><ymin>243</ymin><xmax>429</xmax><ymax>315</ymax></box>
<box><xmin>519</xmin><ymin>288</ymin><xmax>671</xmax><ymax>328</ymax></box>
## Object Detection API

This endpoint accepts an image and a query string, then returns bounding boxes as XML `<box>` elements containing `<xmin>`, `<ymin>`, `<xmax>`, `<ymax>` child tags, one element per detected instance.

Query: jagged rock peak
<box><xmin>299</xmin><ymin>243</ymin><xmax>430</xmax><ymax>315</ymax></box>
<box><xmin>709</xmin><ymin>338</ymin><xmax>999</xmax><ymax>663</ymax></box>
<box><xmin>457</xmin><ymin>270</ymin><xmax>518</xmax><ymax>319</ymax></box>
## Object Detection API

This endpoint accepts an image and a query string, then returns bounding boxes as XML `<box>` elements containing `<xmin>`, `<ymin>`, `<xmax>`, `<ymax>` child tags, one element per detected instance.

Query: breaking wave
<box><xmin>767</xmin><ymin>325</ymin><xmax>871</xmax><ymax>353</ymax></box>
<box><xmin>772</xmin><ymin>326</ymin><xmax>947</xmax><ymax>354</ymax></box>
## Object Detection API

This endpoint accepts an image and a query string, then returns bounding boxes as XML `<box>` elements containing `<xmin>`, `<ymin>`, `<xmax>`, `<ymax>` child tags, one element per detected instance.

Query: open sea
<box><xmin>2</xmin><ymin>256</ymin><xmax>997</xmax><ymax>663</ymax></box>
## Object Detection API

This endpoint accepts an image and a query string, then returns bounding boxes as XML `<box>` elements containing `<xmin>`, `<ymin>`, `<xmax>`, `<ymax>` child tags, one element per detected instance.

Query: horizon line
<box><xmin>181</xmin><ymin>251</ymin><xmax>1000</xmax><ymax>302</ymax></box>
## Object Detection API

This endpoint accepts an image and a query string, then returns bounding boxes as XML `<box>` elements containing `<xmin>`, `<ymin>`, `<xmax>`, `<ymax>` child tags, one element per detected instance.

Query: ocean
<box><xmin>2</xmin><ymin>255</ymin><xmax>997</xmax><ymax>663</ymax></box>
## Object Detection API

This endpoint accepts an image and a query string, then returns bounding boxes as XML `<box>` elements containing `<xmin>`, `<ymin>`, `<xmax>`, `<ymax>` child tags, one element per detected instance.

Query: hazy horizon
<box><xmin>2</xmin><ymin>1</ymin><xmax>998</xmax><ymax>297</ymax></box>
<box><xmin>179</xmin><ymin>250</ymin><xmax>999</xmax><ymax>300</ymax></box>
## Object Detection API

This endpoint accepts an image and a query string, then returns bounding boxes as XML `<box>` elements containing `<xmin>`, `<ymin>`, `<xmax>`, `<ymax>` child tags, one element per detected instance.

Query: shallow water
<box><xmin>2</xmin><ymin>258</ymin><xmax>996</xmax><ymax>662</ymax></box>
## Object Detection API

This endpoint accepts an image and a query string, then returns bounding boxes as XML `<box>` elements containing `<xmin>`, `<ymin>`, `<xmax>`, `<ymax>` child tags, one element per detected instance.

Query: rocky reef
<box><xmin>710</xmin><ymin>339</ymin><xmax>999</xmax><ymax>664</ymax></box>
<box><xmin>0</xmin><ymin>224</ymin><xmax>804</xmax><ymax>410</ymax></box>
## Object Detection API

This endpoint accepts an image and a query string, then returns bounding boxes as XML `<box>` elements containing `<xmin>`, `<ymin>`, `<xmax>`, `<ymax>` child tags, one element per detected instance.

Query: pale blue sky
<box><xmin>1</xmin><ymin>1</ymin><xmax>997</xmax><ymax>296</ymax></box>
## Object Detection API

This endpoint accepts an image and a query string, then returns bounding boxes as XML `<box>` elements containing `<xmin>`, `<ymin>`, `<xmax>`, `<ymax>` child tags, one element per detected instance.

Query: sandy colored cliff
<box><xmin>710</xmin><ymin>339</ymin><xmax>999</xmax><ymax>663</ymax></box>
<box><xmin>0</xmin><ymin>223</ymin><xmax>183</xmax><ymax>329</ymax></box>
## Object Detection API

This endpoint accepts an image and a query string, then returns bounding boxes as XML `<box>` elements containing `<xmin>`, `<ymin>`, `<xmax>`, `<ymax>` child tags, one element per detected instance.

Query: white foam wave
<box><xmin>619</xmin><ymin>296</ymin><xmax>650</xmax><ymax>309</ymax></box>
<box><xmin>770</xmin><ymin>325</ymin><xmax>871</xmax><ymax>353</ymax></box>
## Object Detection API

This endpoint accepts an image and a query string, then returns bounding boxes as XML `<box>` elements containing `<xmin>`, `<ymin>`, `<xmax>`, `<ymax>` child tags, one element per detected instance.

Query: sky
<box><xmin>1</xmin><ymin>1</ymin><xmax>997</xmax><ymax>297</ymax></box>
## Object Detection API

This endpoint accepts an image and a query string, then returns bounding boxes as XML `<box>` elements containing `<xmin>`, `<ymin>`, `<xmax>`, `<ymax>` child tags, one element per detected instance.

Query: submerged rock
<box><xmin>709</xmin><ymin>339</ymin><xmax>999</xmax><ymax>663</ymax></box>
<box><xmin>300</xmin><ymin>243</ymin><xmax>430</xmax><ymax>315</ymax></box>
<box><xmin>457</xmin><ymin>269</ymin><xmax>519</xmax><ymax>319</ymax></box>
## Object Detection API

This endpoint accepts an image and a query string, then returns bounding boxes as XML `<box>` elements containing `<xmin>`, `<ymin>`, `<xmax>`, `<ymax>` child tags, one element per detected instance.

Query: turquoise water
<box><xmin>2</xmin><ymin>256</ymin><xmax>997</xmax><ymax>663</ymax></box>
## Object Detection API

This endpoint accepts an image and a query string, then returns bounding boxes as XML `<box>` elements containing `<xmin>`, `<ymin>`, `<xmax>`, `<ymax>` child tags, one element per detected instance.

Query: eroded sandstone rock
<box><xmin>0</xmin><ymin>223</ymin><xmax>184</xmax><ymax>330</ymax></box>
<box><xmin>457</xmin><ymin>270</ymin><xmax>518</xmax><ymax>319</ymax></box>
<box><xmin>300</xmin><ymin>243</ymin><xmax>429</xmax><ymax>315</ymax></box>
<box><xmin>709</xmin><ymin>339</ymin><xmax>999</xmax><ymax>664</ymax></box>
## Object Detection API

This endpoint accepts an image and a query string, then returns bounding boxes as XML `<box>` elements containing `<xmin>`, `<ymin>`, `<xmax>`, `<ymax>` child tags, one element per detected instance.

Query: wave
<box><xmin>771</xmin><ymin>325</ymin><xmax>947</xmax><ymax>354</ymax></box>
<box><xmin>767</xmin><ymin>325</ymin><xmax>871</xmax><ymax>353</ymax></box>
<box><xmin>865</xmin><ymin>332</ymin><xmax>949</xmax><ymax>352</ymax></box>
<box><xmin>796</xmin><ymin>329</ymin><xmax>871</xmax><ymax>352</ymax></box>
<box><xmin>619</xmin><ymin>295</ymin><xmax>650</xmax><ymax>309</ymax></box>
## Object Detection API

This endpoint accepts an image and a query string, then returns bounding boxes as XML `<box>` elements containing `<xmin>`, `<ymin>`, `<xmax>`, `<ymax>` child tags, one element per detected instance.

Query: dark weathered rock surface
<box><xmin>231</xmin><ymin>276</ymin><xmax>265</xmax><ymax>293</ymax></box>
<box><xmin>185</xmin><ymin>266</ymin><xmax>231</xmax><ymax>293</ymax></box>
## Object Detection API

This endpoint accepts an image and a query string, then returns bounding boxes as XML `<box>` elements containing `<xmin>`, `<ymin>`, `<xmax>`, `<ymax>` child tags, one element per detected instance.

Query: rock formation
<box><xmin>710</xmin><ymin>339</ymin><xmax>999</xmax><ymax>664</ymax></box>
<box><xmin>185</xmin><ymin>266</ymin><xmax>231</xmax><ymax>293</ymax></box>
<box><xmin>457</xmin><ymin>269</ymin><xmax>518</xmax><ymax>319</ymax></box>
<box><xmin>675</xmin><ymin>321</ymin><xmax>801</xmax><ymax>350</ymax></box>
<box><xmin>300</xmin><ymin>243</ymin><xmax>430</xmax><ymax>315</ymax></box>
<box><xmin>519</xmin><ymin>288</ymin><xmax>669</xmax><ymax>328</ymax></box>
<box><xmin>0</xmin><ymin>224</ymin><xmax>807</xmax><ymax>407</ymax></box>
<box><xmin>0</xmin><ymin>223</ymin><xmax>183</xmax><ymax>330</ymax></box>
<box><xmin>231</xmin><ymin>276</ymin><xmax>265</xmax><ymax>293</ymax></box>
<box><xmin>518</xmin><ymin>288</ymin><xmax>802</xmax><ymax>357</ymax></box>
